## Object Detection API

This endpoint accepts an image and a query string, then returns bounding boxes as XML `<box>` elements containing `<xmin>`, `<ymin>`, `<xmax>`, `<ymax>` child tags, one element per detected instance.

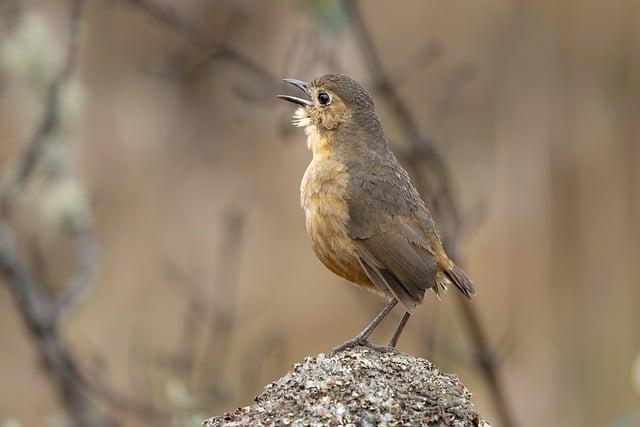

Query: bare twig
<box><xmin>344</xmin><ymin>1</ymin><xmax>516</xmax><ymax>426</ymax></box>
<box><xmin>0</xmin><ymin>1</ymin><xmax>115</xmax><ymax>425</ymax></box>
<box><xmin>387</xmin><ymin>39</ymin><xmax>444</xmax><ymax>88</ymax></box>
<box><xmin>430</xmin><ymin>63</ymin><xmax>477</xmax><ymax>125</ymax></box>
<box><xmin>0</xmin><ymin>0</ymin><xmax>95</xmax><ymax>315</ymax></box>
<box><xmin>344</xmin><ymin>2</ymin><xmax>461</xmax><ymax>242</ymax></box>
<box><xmin>84</xmin><ymin>365</ymin><xmax>168</xmax><ymax>424</ymax></box>
<box><xmin>53</xmin><ymin>227</ymin><xmax>98</xmax><ymax>314</ymax></box>
<box><xmin>456</xmin><ymin>302</ymin><xmax>515</xmax><ymax>426</ymax></box>
<box><xmin>0</xmin><ymin>222</ymin><xmax>111</xmax><ymax>427</ymax></box>
<box><xmin>198</xmin><ymin>208</ymin><xmax>246</xmax><ymax>396</ymax></box>
<box><xmin>163</xmin><ymin>262</ymin><xmax>209</xmax><ymax>383</ymax></box>
<box><xmin>0</xmin><ymin>0</ymin><xmax>84</xmax><ymax>215</ymax></box>
<box><xmin>122</xmin><ymin>0</ymin><xmax>278</xmax><ymax>85</ymax></box>
<box><xmin>124</xmin><ymin>0</ymin><xmax>210</xmax><ymax>47</ymax></box>
<box><xmin>122</xmin><ymin>206</ymin><xmax>250</xmax><ymax>417</ymax></box>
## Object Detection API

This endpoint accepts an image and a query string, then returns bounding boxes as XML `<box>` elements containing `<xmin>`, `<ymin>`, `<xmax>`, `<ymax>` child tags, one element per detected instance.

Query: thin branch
<box><xmin>344</xmin><ymin>2</ymin><xmax>516</xmax><ymax>426</ymax></box>
<box><xmin>163</xmin><ymin>262</ymin><xmax>209</xmax><ymax>381</ymax></box>
<box><xmin>122</xmin><ymin>0</ymin><xmax>278</xmax><ymax>85</ymax></box>
<box><xmin>0</xmin><ymin>0</ymin><xmax>84</xmax><ymax>215</ymax></box>
<box><xmin>125</xmin><ymin>0</ymin><xmax>211</xmax><ymax>47</ymax></box>
<box><xmin>0</xmin><ymin>2</ymin><xmax>115</xmax><ymax>425</ymax></box>
<box><xmin>0</xmin><ymin>0</ymin><xmax>96</xmax><ymax>315</ymax></box>
<box><xmin>0</xmin><ymin>222</ymin><xmax>111</xmax><ymax>427</ymax></box>
<box><xmin>0</xmin><ymin>223</ymin><xmax>56</xmax><ymax>326</ymax></box>
<box><xmin>29</xmin><ymin>236</ymin><xmax>55</xmax><ymax>291</ymax></box>
<box><xmin>84</xmin><ymin>366</ymin><xmax>168</xmax><ymax>424</ymax></box>
<box><xmin>53</xmin><ymin>227</ymin><xmax>98</xmax><ymax>314</ymax></box>
<box><xmin>198</xmin><ymin>208</ymin><xmax>246</xmax><ymax>394</ymax></box>
<box><xmin>456</xmin><ymin>301</ymin><xmax>515</xmax><ymax>426</ymax></box>
<box><xmin>387</xmin><ymin>39</ymin><xmax>444</xmax><ymax>88</ymax></box>
<box><xmin>344</xmin><ymin>0</ymin><xmax>461</xmax><ymax>239</ymax></box>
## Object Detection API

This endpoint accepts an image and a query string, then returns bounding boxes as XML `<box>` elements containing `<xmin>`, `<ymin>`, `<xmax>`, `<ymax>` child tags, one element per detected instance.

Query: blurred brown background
<box><xmin>0</xmin><ymin>1</ymin><xmax>639</xmax><ymax>426</ymax></box>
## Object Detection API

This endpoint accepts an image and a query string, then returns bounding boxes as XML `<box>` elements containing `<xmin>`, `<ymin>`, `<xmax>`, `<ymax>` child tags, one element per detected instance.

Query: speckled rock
<box><xmin>204</xmin><ymin>346</ymin><xmax>489</xmax><ymax>426</ymax></box>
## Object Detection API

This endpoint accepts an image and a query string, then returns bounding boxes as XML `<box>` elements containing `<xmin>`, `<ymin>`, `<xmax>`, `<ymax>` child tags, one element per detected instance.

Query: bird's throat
<box><xmin>293</xmin><ymin>107</ymin><xmax>331</xmax><ymax>158</ymax></box>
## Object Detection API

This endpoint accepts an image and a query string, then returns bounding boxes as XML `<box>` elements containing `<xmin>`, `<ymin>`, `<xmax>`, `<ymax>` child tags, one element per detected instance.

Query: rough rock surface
<box><xmin>204</xmin><ymin>346</ymin><xmax>489</xmax><ymax>426</ymax></box>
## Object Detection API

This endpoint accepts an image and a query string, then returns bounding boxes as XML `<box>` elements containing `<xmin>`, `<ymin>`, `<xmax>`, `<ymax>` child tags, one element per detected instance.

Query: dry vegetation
<box><xmin>0</xmin><ymin>1</ymin><xmax>639</xmax><ymax>426</ymax></box>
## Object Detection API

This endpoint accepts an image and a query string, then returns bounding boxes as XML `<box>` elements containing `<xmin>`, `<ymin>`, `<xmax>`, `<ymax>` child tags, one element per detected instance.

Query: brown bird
<box><xmin>278</xmin><ymin>74</ymin><xmax>474</xmax><ymax>353</ymax></box>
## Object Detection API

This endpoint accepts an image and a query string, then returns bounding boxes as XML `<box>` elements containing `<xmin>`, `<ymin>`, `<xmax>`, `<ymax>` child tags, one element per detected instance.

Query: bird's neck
<box><xmin>304</xmin><ymin>123</ymin><xmax>334</xmax><ymax>161</ymax></box>
<box><xmin>306</xmin><ymin>120</ymin><xmax>390</xmax><ymax>163</ymax></box>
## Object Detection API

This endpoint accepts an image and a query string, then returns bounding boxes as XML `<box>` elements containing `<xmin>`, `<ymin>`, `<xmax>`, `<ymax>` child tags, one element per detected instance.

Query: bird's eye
<box><xmin>317</xmin><ymin>91</ymin><xmax>331</xmax><ymax>106</ymax></box>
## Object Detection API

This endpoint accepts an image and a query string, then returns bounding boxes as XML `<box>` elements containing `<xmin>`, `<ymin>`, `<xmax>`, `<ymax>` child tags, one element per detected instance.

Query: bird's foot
<box><xmin>364</xmin><ymin>341</ymin><xmax>397</xmax><ymax>353</ymax></box>
<box><xmin>329</xmin><ymin>339</ymin><xmax>398</xmax><ymax>356</ymax></box>
<box><xmin>329</xmin><ymin>338</ymin><xmax>367</xmax><ymax>356</ymax></box>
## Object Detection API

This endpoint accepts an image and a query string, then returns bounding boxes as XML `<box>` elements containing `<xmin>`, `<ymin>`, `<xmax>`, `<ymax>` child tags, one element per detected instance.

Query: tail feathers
<box><xmin>444</xmin><ymin>264</ymin><xmax>475</xmax><ymax>299</ymax></box>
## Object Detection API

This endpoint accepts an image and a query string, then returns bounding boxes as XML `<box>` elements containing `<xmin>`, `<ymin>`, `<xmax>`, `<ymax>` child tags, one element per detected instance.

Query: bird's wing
<box><xmin>353</xmin><ymin>223</ymin><xmax>438</xmax><ymax>312</ymax></box>
<box><xmin>345</xmin><ymin>164</ymin><xmax>444</xmax><ymax>311</ymax></box>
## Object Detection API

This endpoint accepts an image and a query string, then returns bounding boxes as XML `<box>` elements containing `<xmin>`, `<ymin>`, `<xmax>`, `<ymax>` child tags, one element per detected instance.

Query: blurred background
<box><xmin>0</xmin><ymin>0</ymin><xmax>639</xmax><ymax>426</ymax></box>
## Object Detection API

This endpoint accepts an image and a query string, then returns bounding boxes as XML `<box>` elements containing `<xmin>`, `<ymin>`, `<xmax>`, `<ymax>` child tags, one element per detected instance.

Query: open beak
<box><xmin>277</xmin><ymin>78</ymin><xmax>313</xmax><ymax>106</ymax></box>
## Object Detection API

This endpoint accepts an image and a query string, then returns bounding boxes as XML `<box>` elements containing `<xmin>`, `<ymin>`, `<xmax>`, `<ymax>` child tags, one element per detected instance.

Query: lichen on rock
<box><xmin>204</xmin><ymin>346</ymin><xmax>489</xmax><ymax>426</ymax></box>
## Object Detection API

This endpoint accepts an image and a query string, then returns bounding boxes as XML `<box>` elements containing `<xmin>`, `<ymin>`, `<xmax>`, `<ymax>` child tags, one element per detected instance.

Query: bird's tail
<box><xmin>444</xmin><ymin>264</ymin><xmax>475</xmax><ymax>299</ymax></box>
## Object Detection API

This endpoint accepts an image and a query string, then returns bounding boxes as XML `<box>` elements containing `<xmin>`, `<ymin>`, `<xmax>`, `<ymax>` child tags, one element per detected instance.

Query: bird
<box><xmin>277</xmin><ymin>73</ymin><xmax>475</xmax><ymax>353</ymax></box>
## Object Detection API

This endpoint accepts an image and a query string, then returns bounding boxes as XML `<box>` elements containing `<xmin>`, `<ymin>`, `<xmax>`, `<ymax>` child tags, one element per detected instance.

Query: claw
<box><xmin>327</xmin><ymin>299</ymin><xmax>399</xmax><ymax>356</ymax></box>
<box><xmin>329</xmin><ymin>338</ymin><xmax>368</xmax><ymax>356</ymax></box>
<box><xmin>364</xmin><ymin>341</ymin><xmax>397</xmax><ymax>353</ymax></box>
<box><xmin>329</xmin><ymin>339</ymin><xmax>399</xmax><ymax>356</ymax></box>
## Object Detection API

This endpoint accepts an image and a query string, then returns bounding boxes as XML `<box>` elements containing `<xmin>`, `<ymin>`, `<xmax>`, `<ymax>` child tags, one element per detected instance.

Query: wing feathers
<box><xmin>354</xmin><ymin>224</ymin><xmax>438</xmax><ymax>311</ymax></box>
<box><xmin>444</xmin><ymin>263</ymin><xmax>475</xmax><ymax>298</ymax></box>
<box><xmin>357</xmin><ymin>257</ymin><xmax>417</xmax><ymax>312</ymax></box>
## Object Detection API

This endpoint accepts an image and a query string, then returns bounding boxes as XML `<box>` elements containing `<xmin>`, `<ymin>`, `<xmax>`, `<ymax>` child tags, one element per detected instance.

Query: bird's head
<box><xmin>278</xmin><ymin>74</ymin><xmax>380</xmax><ymax>144</ymax></box>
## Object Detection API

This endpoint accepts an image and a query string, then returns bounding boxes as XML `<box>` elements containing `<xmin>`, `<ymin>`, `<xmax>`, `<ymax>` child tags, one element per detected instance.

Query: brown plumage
<box><xmin>278</xmin><ymin>74</ymin><xmax>475</xmax><ymax>352</ymax></box>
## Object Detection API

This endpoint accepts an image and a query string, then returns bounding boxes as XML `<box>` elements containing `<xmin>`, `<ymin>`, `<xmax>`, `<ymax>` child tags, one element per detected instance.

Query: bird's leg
<box><xmin>387</xmin><ymin>311</ymin><xmax>411</xmax><ymax>347</ymax></box>
<box><xmin>329</xmin><ymin>298</ymin><xmax>398</xmax><ymax>355</ymax></box>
